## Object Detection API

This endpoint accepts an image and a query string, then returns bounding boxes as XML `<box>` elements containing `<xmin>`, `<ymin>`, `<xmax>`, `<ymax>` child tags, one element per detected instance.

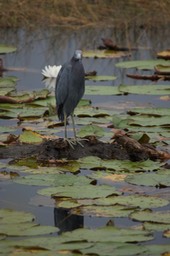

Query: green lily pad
<box><xmin>144</xmin><ymin>245</ymin><xmax>170</xmax><ymax>256</ymax></box>
<box><xmin>83</xmin><ymin>50</ymin><xmax>130</xmax><ymax>58</ymax></box>
<box><xmin>0</xmin><ymin>44</ymin><xmax>17</xmax><ymax>54</ymax></box>
<box><xmin>38</xmin><ymin>184</ymin><xmax>120</xmax><ymax>198</ymax></box>
<box><xmin>116</xmin><ymin>59</ymin><xmax>170</xmax><ymax>70</ymax></box>
<box><xmin>79</xmin><ymin>156</ymin><xmax>163</xmax><ymax>172</ymax></box>
<box><xmin>144</xmin><ymin>222</ymin><xmax>170</xmax><ymax>231</ymax></box>
<box><xmin>62</xmin><ymin>226</ymin><xmax>153</xmax><ymax>243</ymax></box>
<box><xmin>130</xmin><ymin>210</ymin><xmax>170</xmax><ymax>224</ymax></box>
<box><xmin>0</xmin><ymin>222</ymin><xmax>58</xmax><ymax>236</ymax></box>
<box><xmin>82</xmin><ymin>242</ymin><xmax>148</xmax><ymax>256</ymax></box>
<box><xmin>77</xmin><ymin>124</ymin><xmax>105</xmax><ymax>137</ymax></box>
<box><xmin>19</xmin><ymin>129</ymin><xmax>43</xmax><ymax>144</ymax></box>
<box><xmin>128</xmin><ymin>107</ymin><xmax>170</xmax><ymax>117</ymax></box>
<box><xmin>125</xmin><ymin>173</ymin><xmax>170</xmax><ymax>187</ymax></box>
<box><xmin>87</xmin><ymin>194</ymin><xmax>169</xmax><ymax>209</ymax></box>
<box><xmin>75</xmin><ymin>106</ymin><xmax>112</xmax><ymax>117</ymax></box>
<box><xmin>0</xmin><ymin>76</ymin><xmax>18</xmax><ymax>87</ymax></box>
<box><xmin>85</xmin><ymin>85</ymin><xmax>122</xmax><ymax>95</ymax></box>
<box><xmin>119</xmin><ymin>84</ymin><xmax>170</xmax><ymax>95</ymax></box>
<box><xmin>155</xmin><ymin>64</ymin><xmax>170</xmax><ymax>73</ymax></box>
<box><xmin>0</xmin><ymin>209</ymin><xmax>35</xmax><ymax>224</ymax></box>
<box><xmin>71</xmin><ymin>204</ymin><xmax>135</xmax><ymax>217</ymax></box>
<box><xmin>0</xmin><ymin>87</ymin><xmax>15</xmax><ymax>96</ymax></box>
<box><xmin>86</xmin><ymin>75</ymin><xmax>117</xmax><ymax>81</ymax></box>
<box><xmin>14</xmin><ymin>173</ymin><xmax>91</xmax><ymax>187</ymax></box>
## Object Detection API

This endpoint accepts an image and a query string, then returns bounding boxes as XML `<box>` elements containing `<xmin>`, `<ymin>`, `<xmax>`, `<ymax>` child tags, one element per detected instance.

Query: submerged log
<box><xmin>0</xmin><ymin>135</ymin><xmax>169</xmax><ymax>163</ymax></box>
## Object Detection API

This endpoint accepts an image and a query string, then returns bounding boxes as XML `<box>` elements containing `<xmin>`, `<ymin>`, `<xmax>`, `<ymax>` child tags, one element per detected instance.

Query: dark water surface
<box><xmin>0</xmin><ymin>26</ymin><xmax>170</xmax><ymax>244</ymax></box>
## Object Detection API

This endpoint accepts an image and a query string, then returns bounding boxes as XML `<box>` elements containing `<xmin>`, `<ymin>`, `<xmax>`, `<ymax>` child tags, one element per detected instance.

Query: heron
<box><xmin>55</xmin><ymin>50</ymin><xmax>85</xmax><ymax>147</ymax></box>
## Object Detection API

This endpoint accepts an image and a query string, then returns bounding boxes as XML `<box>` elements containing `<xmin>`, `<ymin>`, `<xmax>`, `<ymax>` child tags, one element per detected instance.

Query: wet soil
<box><xmin>0</xmin><ymin>135</ymin><xmax>167</xmax><ymax>163</ymax></box>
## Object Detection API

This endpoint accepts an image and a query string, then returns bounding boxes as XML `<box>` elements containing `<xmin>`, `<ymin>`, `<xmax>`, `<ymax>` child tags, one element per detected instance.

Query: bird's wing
<box><xmin>55</xmin><ymin>62</ymin><xmax>72</xmax><ymax>120</ymax></box>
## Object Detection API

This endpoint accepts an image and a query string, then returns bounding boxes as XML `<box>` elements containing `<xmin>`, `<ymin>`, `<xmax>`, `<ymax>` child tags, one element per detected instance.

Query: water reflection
<box><xmin>1</xmin><ymin>26</ymin><xmax>170</xmax><ymax>92</ymax></box>
<box><xmin>54</xmin><ymin>207</ymin><xmax>83</xmax><ymax>234</ymax></box>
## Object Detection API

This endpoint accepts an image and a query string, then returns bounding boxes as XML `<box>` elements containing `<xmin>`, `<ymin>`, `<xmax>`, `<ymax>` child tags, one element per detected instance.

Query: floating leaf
<box><xmin>79</xmin><ymin>157</ymin><xmax>163</xmax><ymax>172</ymax></box>
<box><xmin>0</xmin><ymin>44</ymin><xmax>17</xmax><ymax>54</ymax></box>
<box><xmin>126</xmin><ymin>173</ymin><xmax>170</xmax><ymax>187</ymax></box>
<box><xmin>38</xmin><ymin>184</ymin><xmax>119</xmax><ymax>198</ymax></box>
<box><xmin>157</xmin><ymin>49</ymin><xmax>170</xmax><ymax>60</ymax></box>
<box><xmin>85</xmin><ymin>194</ymin><xmax>169</xmax><ymax>209</ymax></box>
<box><xmin>14</xmin><ymin>173</ymin><xmax>91</xmax><ymax>187</ymax></box>
<box><xmin>83</xmin><ymin>50</ymin><xmax>130</xmax><ymax>59</ymax></box>
<box><xmin>85</xmin><ymin>85</ymin><xmax>122</xmax><ymax>95</ymax></box>
<box><xmin>86</xmin><ymin>75</ymin><xmax>117</xmax><ymax>81</ymax></box>
<box><xmin>116</xmin><ymin>59</ymin><xmax>170</xmax><ymax>70</ymax></box>
<box><xmin>0</xmin><ymin>222</ymin><xmax>58</xmax><ymax>236</ymax></box>
<box><xmin>155</xmin><ymin>64</ymin><xmax>170</xmax><ymax>74</ymax></box>
<box><xmin>0</xmin><ymin>76</ymin><xmax>18</xmax><ymax>87</ymax></box>
<box><xmin>119</xmin><ymin>84</ymin><xmax>170</xmax><ymax>95</ymax></box>
<box><xmin>19</xmin><ymin>129</ymin><xmax>43</xmax><ymax>144</ymax></box>
<box><xmin>144</xmin><ymin>222</ymin><xmax>170</xmax><ymax>232</ymax></box>
<box><xmin>75</xmin><ymin>106</ymin><xmax>112</xmax><ymax>117</ymax></box>
<box><xmin>62</xmin><ymin>226</ymin><xmax>153</xmax><ymax>243</ymax></box>
<box><xmin>77</xmin><ymin>124</ymin><xmax>105</xmax><ymax>137</ymax></box>
<box><xmin>82</xmin><ymin>242</ymin><xmax>148</xmax><ymax>256</ymax></box>
<box><xmin>0</xmin><ymin>209</ymin><xmax>34</xmax><ymax>224</ymax></box>
<box><xmin>128</xmin><ymin>107</ymin><xmax>170</xmax><ymax>117</ymax></box>
<box><xmin>130</xmin><ymin>210</ymin><xmax>170</xmax><ymax>224</ymax></box>
<box><xmin>0</xmin><ymin>87</ymin><xmax>15</xmax><ymax>96</ymax></box>
<box><xmin>71</xmin><ymin>204</ymin><xmax>135</xmax><ymax>217</ymax></box>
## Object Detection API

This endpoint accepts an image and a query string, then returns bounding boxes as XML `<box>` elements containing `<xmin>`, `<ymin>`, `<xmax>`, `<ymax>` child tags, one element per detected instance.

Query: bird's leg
<box><xmin>71</xmin><ymin>113</ymin><xmax>77</xmax><ymax>139</ymax></box>
<box><xmin>71</xmin><ymin>114</ymin><xmax>88</xmax><ymax>147</ymax></box>
<box><xmin>64</xmin><ymin>113</ymin><xmax>67</xmax><ymax>139</ymax></box>
<box><xmin>64</xmin><ymin>113</ymin><xmax>75</xmax><ymax>149</ymax></box>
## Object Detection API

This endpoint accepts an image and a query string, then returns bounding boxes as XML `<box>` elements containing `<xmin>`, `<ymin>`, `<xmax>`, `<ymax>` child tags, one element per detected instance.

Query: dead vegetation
<box><xmin>0</xmin><ymin>0</ymin><xmax>170</xmax><ymax>29</ymax></box>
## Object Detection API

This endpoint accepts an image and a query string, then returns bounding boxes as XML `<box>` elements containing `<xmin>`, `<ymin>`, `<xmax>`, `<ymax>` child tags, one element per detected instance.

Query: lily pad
<box><xmin>128</xmin><ymin>107</ymin><xmax>170</xmax><ymax>117</ymax></box>
<box><xmin>79</xmin><ymin>156</ymin><xmax>163</xmax><ymax>172</ymax></box>
<box><xmin>157</xmin><ymin>49</ymin><xmax>170</xmax><ymax>60</ymax></box>
<box><xmin>0</xmin><ymin>222</ymin><xmax>58</xmax><ymax>236</ymax></box>
<box><xmin>0</xmin><ymin>44</ymin><xmax>17</xmax><ymax>54</ymax></box>
<box><xmin>77</xmin><ymin>124</ymin><xmax>105</xmax><ymax>137</ymax></box>
<box><xmin>19</xmin><ymin>129</ymin><xmax>43</xmax><ymax>144</ymax></box>
<box><xmin>155</xmin><ymin>64</ymin><xmax>170</xmax><ymax>73</ymax></box>
<box><xmin>38</xmin><ymin>184</ymin><xmax>120</xmax><ymax>198</ymax></box>
<box><xmin>144</xmin><ymin>222</ymin><xmax>170</xmax><ymax>231</ymax></box>
<box><xmin>86</xmin><ymin>75</ymin><xmax>117</xmax><ymax>81</ymax></box>
<box><xmin>0</xmin><ymin>209</ymin><xmax>34</xmax><ymax>224</ymax></box>
<box><xmin>130</xmin><ymin>210</ymin><xmax>170</xmax><ymax>224</ymax></box>
<box><xmin>125</xmin><ymin>173</ymin><xmax>170</xmax><ymax>187</ymax></box>
<box><xmin>71</xmin><ymin>204</ymin><xmax>135</xmax><ymax>217</ymax></box>
<box><xmin>86</xmin><ymin>194</ymin><xmax>169</xmax><ymax>209</ymax></box>
<box><xmin>119</xmin><ymin>84</ymin><xmax>170</xmax><ymax>95</ymax></box>
<box><xmin>85</xmin><ymin>85</ymin><xmax>122</xmax><ymax>95</ymax></box>
<box><xmin>116</xmin><ymin>59</ymin><xmax>170</xmax><ymax>70</ymax></box>
<box><xmin>62</xmin><ymin>226</ymin><xmax>153</xmax><ymax>243</ymax></box>
<box><xmin>0</xmin><ymin>76</ymin><xmax>18</xmax><ymax>87</ymax></box>
<box><xmin>14</xmin><ymin>173</ymin><xmax>91</xmax><ymax>187</ymax></box>
<box><xmin>83</xmin><ymin>50</ymin><xmax>130</xmax><ymax>58</ymax></box>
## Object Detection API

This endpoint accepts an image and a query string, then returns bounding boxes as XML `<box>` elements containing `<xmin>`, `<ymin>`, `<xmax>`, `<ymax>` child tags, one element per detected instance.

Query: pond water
<box><xmin>0</xmin><ymin>26</ymin><xmax>170</xmax><ymax>252</ymax></box>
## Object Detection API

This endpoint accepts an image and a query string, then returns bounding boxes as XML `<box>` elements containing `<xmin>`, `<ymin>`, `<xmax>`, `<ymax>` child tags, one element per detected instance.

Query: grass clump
<box><xmin>0</xmin><ymin>0</ymin><xmax>170</xmax><ymax>29</ymax></box>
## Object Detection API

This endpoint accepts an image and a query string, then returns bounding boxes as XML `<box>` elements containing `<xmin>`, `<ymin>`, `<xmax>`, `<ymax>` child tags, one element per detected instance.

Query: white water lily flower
<box><xmin>42</xmin><ymin>65</ymin><xmax>62</xmax><ymax>90</ymax></box>
<box><xmin>42</xmin><ymin>65</ymin><xmax>62</xmax><ymax>78</ymax></box>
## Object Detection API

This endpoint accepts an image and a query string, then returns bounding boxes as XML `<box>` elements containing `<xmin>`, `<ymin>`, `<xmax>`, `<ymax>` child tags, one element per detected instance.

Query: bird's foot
<box><xmin>64</xmin><ymin>137</ymin><xmax>88</xmax><ymax>149</ymax></box>
<box><xmin>74</xmin><ymin>137</ymin><xmax>89</xmax><ymax>148</ymax></box>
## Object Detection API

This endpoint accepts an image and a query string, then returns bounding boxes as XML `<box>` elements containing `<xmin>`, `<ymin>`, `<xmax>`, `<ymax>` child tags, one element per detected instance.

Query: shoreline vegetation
<box><xmin>0</xmin><ymin>0</ymin><xmax>170</xmax><ymax>29</ymax></box>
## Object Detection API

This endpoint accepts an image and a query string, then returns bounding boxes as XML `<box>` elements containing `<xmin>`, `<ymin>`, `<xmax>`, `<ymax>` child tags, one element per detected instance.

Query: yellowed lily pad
<box><xmin>19</xmin><ymin>129</ymin><xmax>43</xmax><ymax>144</ymax></box>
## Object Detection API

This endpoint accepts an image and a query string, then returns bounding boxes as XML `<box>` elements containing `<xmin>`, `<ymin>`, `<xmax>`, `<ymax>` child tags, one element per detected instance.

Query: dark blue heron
<box><xmin>55</xmin><ymin>50</ymin><xmax>85</xmax><ymax>147</ymax></box>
